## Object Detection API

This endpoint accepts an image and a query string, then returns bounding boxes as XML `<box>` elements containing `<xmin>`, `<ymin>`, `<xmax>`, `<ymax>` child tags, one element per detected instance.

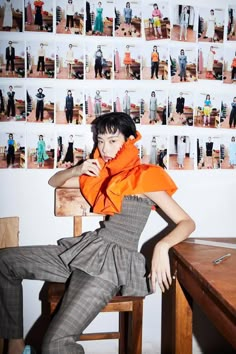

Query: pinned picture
<box><xmin>56</xmin><ymin>42</ymin><xmax>84</xmax><ymax>80</ymax></box>
<box><xmin>197</xmin><ymin>135</ymin><xmax>221</xmax><ymax>169</ymax></box>
<box><xmin>0</xmin><ymin>0</ymin><xmax>23</xmax><ymax>32</ymax></box>
<box><xmin>220</xmin><ymin>94</ymin><xmax>236</xmax><ymax>129</ymax></box>
<box><xmin>198</xmin><ymin>7</ymin><xmax>224</xmax><ymax>43</ymax></box>
<box><xmin>0</xmin><ymin>129</ymin><xmax>25</xmax><ymax>168</ymax></box>
<box><xmin>26</xmin><ymin>41</ymin><xmax>55</xmax><ymax>79</ymax></box>
<box><xmin>143</xmin><ymin>2</ymin><xmax>170</xmax><ymax>41</ymax></box>
<box><xmin>56</xmin><ymin>0</ymin><xmax>84</xmax><ymax>35</ymax></box>
<box><xmin>114</xmin><ymin>88</ymin><xmax>142</xmax><ymax>124</ymax></box>
<box><xmin>170</xmin><ymin>45</ymin><xmax>197</xmax><ymax>83</ymax></box>
<box><xmin>86</xmin><ymin>42</ymin><xmax>113</xmax><ymax>80</ymax></box>
<box><xmin>140</xmin><ymin>88</ymin><xmax>167</xmax><ymax>125</ymax></box>
<box><xmin>26</xmin><ymin>86</ymin><xmax>54</xmax><ymax>123</ymax></box>
<box><xmin>198</xmin><ymin>44</ymin><xmax>223</xmax><ymax>81</ymax></box>
<box><xmin>0</xmin><ymin>40</ymin><xmax>25</xmax><ymax>78</ymax></box>
<box><xmin>168</xmin><ymin>90</ymin><xmax>193</xmax><ymax>127</ymax></box>
<box><xmin>55</xmin><ymin>87</ymin><xmax>84</xmax><ymax>124</ymax></box>
<box><xmin>86</xmin><ymin>0</ymin><xmax>113</xmax><ymax>36</ymax></box>
<box><xmin>140</xmin><ymin>134</ymin><xmax>168</xmax><ymax>169</ymax></box>
<box><xmin>114</xmin><ymin>0</ymin><xmax>142</xmax><ymax>38</ymax></box>
<box><xmin>0</xmin><ymin>84</ymin><xmax>25</xmax><ymax>122</ymax></box>
<box><xmin>169</xmin><ymin>135</ymin><xmax>195</xmax><ymax>170</ymax></box>
<box><xmin>194</xmin><ymin>91</ymin><xmax>221</xmax><ymax>128</ymax></box>
<box><xmin>227</xmin><ymin>5</ymin><xmax>236</xmax><ymax>41</ymax></box>
<box><xmin>114</xmin><ymin>42</ymin><xmax>141</xmax><ymax>80</ymax></box>
<box><xmin>24</xmin><ymin>0</ymin><xmax>53</xmax><ymax>32</ymax></box>
<box><xmin>220</xmin><ymin>135</ymin><xmax>236</xmax><ymax>169</ymax></box>
<box><xmin>170</xmin><ymin>4</ymin><xmax>198</xmax><ymax>42</ymax></box>
<box><xmin>142</xmin><ymin>43</ymin><xmax>168</xmax><ymax>80</ymax></box>
<box><xmin>85</xmin><ymin>88</ymin><xmax>112</xmax><ymax>124</ymax></box>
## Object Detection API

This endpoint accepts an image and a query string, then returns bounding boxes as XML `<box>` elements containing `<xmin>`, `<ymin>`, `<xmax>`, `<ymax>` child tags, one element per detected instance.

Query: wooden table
<box><xmin>161</xmin><ymin>238</ymin><xmax>236</xmax><ymax>354</ymax></box>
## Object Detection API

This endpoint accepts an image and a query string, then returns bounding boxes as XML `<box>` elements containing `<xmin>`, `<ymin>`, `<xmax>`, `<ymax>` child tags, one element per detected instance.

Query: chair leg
<box><xmin>119</xmin><ymin>311</ymin><xmax>129</xmax><ymax>354</ymax></box>
<box><xmin>129</xmin><ymin>299</ymin><xmax>143</xmax><ymax>354</ymax></box>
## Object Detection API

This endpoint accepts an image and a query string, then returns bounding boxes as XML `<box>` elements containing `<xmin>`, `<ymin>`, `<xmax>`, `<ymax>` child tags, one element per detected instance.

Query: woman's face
<box><xmin>9</xmin><ymin>134</ymin><xmax>13</xmax><ymax>139</ymax></box>
<box><xmin>97</xmin><ymin>131</ymin><xmax>126</xmax><ymax>162</ymax></box>
<box><xmin>180</xmin><ymin>50</ymin><xmax>184</xmax><ymax>55</ymax></box>
<box><xmin>231</xmin><ymin>137</ymin><xmax>235</xmax><ymax>142</ymax></box>
<box><xmin>206</xmin><ymin>95</ymin><xmax>210</xmax><ymax>100</ymax></box>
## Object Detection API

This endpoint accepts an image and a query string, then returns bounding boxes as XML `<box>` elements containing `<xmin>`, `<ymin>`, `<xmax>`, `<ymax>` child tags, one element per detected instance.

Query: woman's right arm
<box><xmin>48</xmin><ymin>159</ymin><xmax>101</xmax><ymax>188</ymax></box>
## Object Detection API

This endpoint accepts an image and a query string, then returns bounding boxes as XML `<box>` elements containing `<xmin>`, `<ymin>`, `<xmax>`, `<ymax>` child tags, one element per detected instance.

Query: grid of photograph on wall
<box><xmin>0</xmin><ymin>0</ymin><xmax>236</xmax><ymax>171</ymax></box>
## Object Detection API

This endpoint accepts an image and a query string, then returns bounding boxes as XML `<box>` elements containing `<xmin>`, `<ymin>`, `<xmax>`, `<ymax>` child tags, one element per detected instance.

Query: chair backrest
<box><xmin>0</xmin><ymin>216</ymin><xmax>19</xmax><ymax>248</ymax></box>
<box><xmin>55</xmin><ymin>188</ymin><xmax>101</xmax><ymax>236</ymax></box>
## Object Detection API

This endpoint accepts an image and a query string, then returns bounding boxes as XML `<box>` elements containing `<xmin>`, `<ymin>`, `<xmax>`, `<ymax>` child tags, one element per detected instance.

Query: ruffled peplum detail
<box><xmin>57</xmin><ymin>196</ymin><xmax>154</xmax><ymax>296</ymax></box>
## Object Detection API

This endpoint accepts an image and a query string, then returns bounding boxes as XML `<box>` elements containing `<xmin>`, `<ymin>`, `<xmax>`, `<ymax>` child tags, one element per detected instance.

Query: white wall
<box><xmin>1</xmin><ymin>168</ymin><xmax>235</xmax><ymax>353</ymax></box>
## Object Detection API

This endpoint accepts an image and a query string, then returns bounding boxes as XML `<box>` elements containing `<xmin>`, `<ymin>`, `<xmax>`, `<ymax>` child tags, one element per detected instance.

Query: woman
<box><xmin>229</xmin><ymin>136</ymin><xmax>236</xmax><ymax>167</ymax></box>
<box><xmin>63</xmin><ymin>134</ymin><xmax>74</xmax><ymax>166</ymax></box>
<box><xmin>35</xmin><ymin>88</ymin><xmax>45</xmax><ymax>122</ymax></box>
<box><xmin>37</xmin><ymin>43</ymin><xmax>45</xmax><ymax>76</ymax></box>
<box><xmin>34</xmin><ymin>0</ymin><xmax>44</xmax><ymax>30</ymax></box>
<box><xmin>3</xmin><ymin>0</ymin><xmax>13</xmax><ymax>29</ymax></box>
<box><xmin>123</xmin><ymin>45</ymin><xmax>132</xmax><ymax>78</ymax></box>
<box><xmin>94</xmin><ymin>90</ymin><xmax>102</xmax><ymax>118</ymax></box>
<box><xmin>151</xmin><ymin>45</ymin><xmax>159</xmax><ymax>79</ymax></box>
<box><xmin>37</xmin><ymin>134</ymin><xmax>49</xmax><ymax>168</ymax></box>
<box><xmin>178</xmin><ymin>49</ymin><xmax>187</xmax><ymax>81</ymax></box>
<box><xmin>205</xmin><ymin>9</ymin><xmax>216</xmax><ymax>41</ymax></box>
<box><xmin>152</xmin><ymin>3</ymin><xmax>163</xmax><ymax>38</ymax></box>
<box><xmin>6</xmin><ymin>133</ymin><xmax>15</xmax><ymax>168</ymax></box>
<box><xmin>206</xmin><ymin>46</ymin><xmax>215</xmax><ymax>79</ymax></box>
<box><xmin>124</xmin><ymin>2</ymin><xmax>132</xmax><ymax>26</ymax></box>
<box><xmin>7</xmin><ymin>85</ymin><xmax>15</xmax><ymax>119</ymax></box>
<box><xmin>94</xmin><ymin>1</ymin><xmax>104</xmax><ymax>35</ymax></box>
<box><xmin>0</xmin><ymin>112</ymin><xmax>195</xmax><ymax>354</ymax></box>
<box><xmin>179</xmin><ymin>6</ymin><xmax>189</xmax><ymax>41</ymax></box>
<box><xmin>149</xmin><ymin>90</ymin><xmax>158</xmax><ymax>124</ymax></box>
<box><xmin>65</xmin><ymin>0</ymin><xmax>74</xmax><ymax>31</ymax></box>
<box><xmin>66</xmin><ymin>44</ymin><xmax>74</xmax><ymax>79</ymax></box>
<box><xmin>203</xmin><ymin>94</ymin><xmax>212</xmax><ymax>126</ymax></box>
<box><xmin>229</xmin><ymin>97</ymin><xmax>236</xmax><ymax>128</ymax></box>
<box><xmin>177</xmin><ymin>136</ymin><xmax>186</xmax><ymax>169</ymax></box>
<box><xmin>65</xmin><ymin>90</ymin><xmax>74</xmax><ymax>123</ymax></box>
<box><xmin>176</xmin><ymin>92</ymin><xmax>185</xmax><ymax>119</ymax></box>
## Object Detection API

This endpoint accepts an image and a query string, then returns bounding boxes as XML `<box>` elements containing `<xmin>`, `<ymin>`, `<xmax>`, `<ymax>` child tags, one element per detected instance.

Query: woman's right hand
<box><xmin>78</xmin><ymin>159</ymin><xmax>101</xmax><ymax>177</ymax></box>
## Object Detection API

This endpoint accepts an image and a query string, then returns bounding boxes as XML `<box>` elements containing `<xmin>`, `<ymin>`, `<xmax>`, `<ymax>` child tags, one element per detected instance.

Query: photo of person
<box><xmin>86</xmin><ymin>1</ymin><xmax>113</xmax><ymax>36</ymax></box>
<box><xmin>197</xmin><ymin>135</ymin><xmax>220</xmax><ymax>169</ymax></box>
<box><xmin>26</xmin><ymin>86</ymin><xmax>54</xmax><ymax>123</ymax></box>
<box><xmin>0</xmin><ymin>85</ymin><xmax>25</xmax><ymax>122</ymax></box>
<box><xmin>227</xmin><ymin>5</ymin><xmax>236</xmax><ymax>41</ymax></box>
<box><xmin>223</xmin><ymin>47</ymin><xmax>236</xmax><ymax>84</ymax></box>
<box><xmin>171</xmin><ymin>5</ymin><xmax>197</xmax><ymax>42</ymax></box>
<box><xmin>56</xmin><ymin>131</ymin><xmax>89</xmax><ymax>168</ymax></box>
<box><xmin>56</xmin><ymin>0</ymin><xmax>84</xmax><ymax>35</ymax></box>
<box><xmin>114</xmin><ymin>0</ymin><xmax>142</xmax><ymax>38</ymax></box>
<box><xmin>26</xmin><ymin>41</ymin><xmax>55</xmax><ymax>78</ymax></box>
<box><xmin>143</xmin><ymin>2</ymin><xmax>170</xmax><ymax>41</ymax></box>
<box><xmin>27</xmin><ymin>127</ymin><xmax>54</xmax><ymax>169</ymax></box>
<box><xmin>194</xmin><ymin>92</ymin><xmax>221</xmax><ymax>128</ymax></box>
<box><xmin>0</xmin><ymin>40</ymin><xmax>25</xmax><ymax>78</ymax></box>
<box><xmin>24</xmin><ymin>0</ymin><xmax>53</xmax><ymax>32</ymax></box>
<box><xmin>85</xmin><ymin>43</ymin><xmax>113</xmax><ymax>80</ymax></box>
<box><xmin>198</xmin><ymin>7</ymin><xmax>224</xmax><ymax>43</ymax></box>
<box><xmin>0</xmin><ymin>129</ymin><xmax>25</xmax><ymax>168</ymax></box>
<box><xmin>55</xmin><ymin>87</ymin><xmax>83</xmax><ymax>124</ymax></box>
<box><xmin>198</xmin><ymin>44</ymin><xmax>223</xmax><ymax>81</ymax></box>
<box><xmin>220</xmin><ymin>95</ymin><xmax>236</xmax><ymax>129</ymax></box>
<box><xmin>0</xmin><ymin>0</ymin><xmax>23</xmax><ymax>32</ymax></box>
<box><xmin>114</xmin><ymin>43</ymin><xmax>141</xmax><ymax>80</ymax></box>
<box><xmin>114</xmin><ymin>88</ymin><xmax>141</xmax><ymax>124</ymax></box>
<box><xmin>168</xmin><ymin>90</ymin><xmax>193</xmax><ymax>126</ymax></box>
<box><xmin>56</xmin><ymin>42</ymin><xmax>84</xmax><ymax>79</ymax></box>
<box><xmin>169</xmin><ymin>135</ymin><xmax>195</xmax><ymax>170</ymax></box>
<box><xmin>220</xmin><ymin>135</ymin><xmax>236</xmax><ymax>169</ymax></box>
<box><xmin>140</xmin><ymin>134</ymin><xmax>168</xmax><ymax>169</ymax></box>
<box><xmin>140</xmin><ymin>88</ymin><xmax>167</xmax><ymax>125</ymax></box>
<box><xmin>170</xmin><ymin>45</ymin><xmax>197</xmax><ymax>83</ymax></box>
<box><xmin>85</xmin><ymin>88</ymin><xmax>112</xmax><ymax>124</ymax></box>
<box><xmin>142</xmin><ymin>43</ymin><xmax>168</xmax><ymax>80</ymax></box>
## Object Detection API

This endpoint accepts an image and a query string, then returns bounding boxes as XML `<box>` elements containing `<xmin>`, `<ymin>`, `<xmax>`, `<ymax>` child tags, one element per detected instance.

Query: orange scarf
<box><xmin>79</xmin><ymin>131</ymin><xmax>177</xmax><ymax>215</ymax></box>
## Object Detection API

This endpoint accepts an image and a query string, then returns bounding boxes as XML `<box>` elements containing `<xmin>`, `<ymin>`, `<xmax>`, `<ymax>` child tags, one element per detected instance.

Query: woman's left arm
<box><xmin>144</xmin><ymin>190</ymin><xmax>195</xmax><ymax>293</ymax></box>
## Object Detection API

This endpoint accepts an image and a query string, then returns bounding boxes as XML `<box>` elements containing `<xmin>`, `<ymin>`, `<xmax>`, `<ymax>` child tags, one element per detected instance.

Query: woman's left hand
<box><xmin>150</xmin><ymin>241</ymin><xmax>172</xmax><ymax>293</ymax></box>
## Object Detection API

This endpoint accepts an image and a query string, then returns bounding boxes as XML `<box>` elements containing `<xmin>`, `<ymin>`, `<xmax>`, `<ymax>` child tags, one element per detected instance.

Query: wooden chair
<box><xmin>47</xmin><ymin>188</ymin><xmax>144</xmax><ymax>354</ymax></box>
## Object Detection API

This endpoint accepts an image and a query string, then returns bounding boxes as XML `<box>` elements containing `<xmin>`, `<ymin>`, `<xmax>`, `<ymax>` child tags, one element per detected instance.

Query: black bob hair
<box><xmin>92</xmin><ymin>112</ymin><xmax>137</xmax><ymax>141</ymax></box>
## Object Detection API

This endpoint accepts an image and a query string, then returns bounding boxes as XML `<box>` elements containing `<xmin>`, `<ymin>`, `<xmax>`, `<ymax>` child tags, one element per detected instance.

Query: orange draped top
<box><xmin>79</xmin><ymin>131</ymin><xmax>177</xmax><ymax>215</ymax></box>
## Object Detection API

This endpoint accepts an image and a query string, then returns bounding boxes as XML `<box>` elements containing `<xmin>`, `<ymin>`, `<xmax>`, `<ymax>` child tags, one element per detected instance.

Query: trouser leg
<box><xmin>42</xmin><ymin>269</ymin><xmax>118</xmax><ymax>354</ymax></box>
<box><xmin>0</xmin><ymin>245</ymin><xmax>70</xmax><ymax>339</ymax></box>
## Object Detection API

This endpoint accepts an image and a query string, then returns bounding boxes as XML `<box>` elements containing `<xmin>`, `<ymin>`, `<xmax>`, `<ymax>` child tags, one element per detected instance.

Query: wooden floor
<box><xmin>141</xmin><ymin>111</ymin><xmax>164</xmax><ymax>125</ymax></box>
<box><xmin>223</xmin><ymin>70</ymin><xmax>236</xmax><ymax>84</ymax></box>
<box><xmin>168</xmin><ymin>112</ymin><xmax>193</xmax><ymax>126</ymax></box>
<box><xmin>27</xmin><ymin>155</ymin><xmax>54</xmax><ymax>169</ymax></box>
<box><xmin>142</xmin><ymin>67</ymin><xmax>168</xmax><ymax>81</ymax></box>
<box><xmin>56</xmin><ymin>111</ymin><xmax>84</xmax><ymax>125</ymax></box>
<box><xmin>115</xmin><ymin>23</ymin><xmax>141</xmax><ymax>38</ymax></box>
<box><xmin>27</xmin><ymin>65</ymin><xmax>54</xmax><ymax>79</ymax></box>
<box><xmin>0</xmin><ymin>110</ymin><xmax>25</xmax><ymax>122</ymax></box>
<box><xmin>170</xmin><ymin>26</ymin><xmax>196</xmax><ymax>42</ymax></box>
<box><xmin>27</xmin><ymin>108</ymin><xmax>54</xmax><ymax>124</ymax></box>
<box><xmin>198</xmin><ymin>68</ymin><xmax>223</xmax><ymax>81</ymax></box>
<box><xmin>169</xmin><ymin>155</ymin><xmax>194</xmax><ymax>170</ymax></box>
<box><xmin>171</xmin><ymin>69</ymin><xmax>197</xmax><ymax>83</ymax></box>
<box><xmin>114</xmin><ymin>67</ymin><xmax>140</xmax><ymax>80</ymax></box>
<box><xmin>56</xmin><ymin>18</ymin><xmax>83</xmax><ymax>35</ymax></box>
<box><xmin>198</xmin><ymin>30</ymin><xmax>223</xmax><ymax>43</ymax></box>
<box><xmin>56</xmin><ymin>67</ymin><xmax>84</xmax><ymax>80</ymax></box>
<box><xmin>86</xmin><ymin>65</ymin><xmax>113</xmax><ymax>80</ymax></box>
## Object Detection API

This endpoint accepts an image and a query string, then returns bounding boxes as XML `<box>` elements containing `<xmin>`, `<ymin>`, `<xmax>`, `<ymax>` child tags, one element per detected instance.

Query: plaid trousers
<box><xmin>0</xmin><ymin>245</ymin><xmax>118</xmax><ymax>354</ymax></box>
